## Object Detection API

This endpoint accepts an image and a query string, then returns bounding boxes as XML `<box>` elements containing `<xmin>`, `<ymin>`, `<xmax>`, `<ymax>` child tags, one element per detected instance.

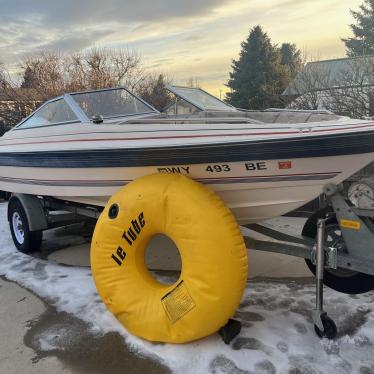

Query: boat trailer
<box><xmin>243</xmin><ymin>183</ymin><xmax>374</xmax><ymax>339</ymax></box>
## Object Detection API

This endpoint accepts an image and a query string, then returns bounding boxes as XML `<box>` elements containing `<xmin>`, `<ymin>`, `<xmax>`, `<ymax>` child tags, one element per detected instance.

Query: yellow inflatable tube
<box><xmin>91</xmin><ymin>173</ymin><xmax>248</xmax><ymax>343</ymax></box>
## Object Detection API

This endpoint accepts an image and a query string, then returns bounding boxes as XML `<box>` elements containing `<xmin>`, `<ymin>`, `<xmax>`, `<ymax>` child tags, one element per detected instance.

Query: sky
<box><xmin>0</xmin><ymin>0</ymin><xmax>363</xmax><ymax>96</ymax></box>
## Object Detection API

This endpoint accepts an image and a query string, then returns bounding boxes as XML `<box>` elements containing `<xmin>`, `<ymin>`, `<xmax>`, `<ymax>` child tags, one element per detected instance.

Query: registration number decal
<box><xmin>156</xmin><ymin>161</ymin><xmax>271</xmax><ymax>175</ymax></box>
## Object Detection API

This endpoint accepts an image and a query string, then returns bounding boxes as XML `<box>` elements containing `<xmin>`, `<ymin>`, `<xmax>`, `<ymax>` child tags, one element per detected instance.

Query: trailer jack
<box><xmin>313</xmin><ymin>218</ymin><xmax>337</xmax><ymax>339</ymax></box>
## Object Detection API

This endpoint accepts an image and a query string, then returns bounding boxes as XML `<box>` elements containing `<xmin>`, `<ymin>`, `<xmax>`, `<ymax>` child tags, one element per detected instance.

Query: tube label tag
<box><xmin>340</xmin><ymin>219</ymin><xmax>361</xmax><ymax>230</ymax></box>
<box><xmin>161</xmin><ymin>281</ymin><xmax>196</xmax><ymax>324</ymax></box>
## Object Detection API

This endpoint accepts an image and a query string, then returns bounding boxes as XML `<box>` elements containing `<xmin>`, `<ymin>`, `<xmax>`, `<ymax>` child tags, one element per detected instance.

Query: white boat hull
<box><xmin>1</xmin><ymin>153</ymin><xmax>372</xmax><ymax>224</ymax></box>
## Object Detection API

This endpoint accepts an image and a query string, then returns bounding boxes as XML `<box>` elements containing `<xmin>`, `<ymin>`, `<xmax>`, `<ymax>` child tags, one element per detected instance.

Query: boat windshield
<box><xmin>166</xmin><ymin>86</ymin><xmax>237</xmax><ymax>112</ymax></box>
<box><xmin>71</xmin><ymin>88</ymin><xmax>157</xmax><ymax>120</ymax></box>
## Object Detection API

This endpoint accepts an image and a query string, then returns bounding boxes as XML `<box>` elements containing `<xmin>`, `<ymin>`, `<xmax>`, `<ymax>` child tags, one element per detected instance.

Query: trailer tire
<box><xmin>91</xmin><ymin>173</ymin><xmax>248</xmax><ymax>343</ymax></box>
<box><xmin>8</xmin><ymin>198</ymin><xmax>43</xmax><ymax>253</ymax></box>
<box><xmin>303</xmin><ymin>208</ymin><xmax>374</xmax><ymax>294</ymax></box>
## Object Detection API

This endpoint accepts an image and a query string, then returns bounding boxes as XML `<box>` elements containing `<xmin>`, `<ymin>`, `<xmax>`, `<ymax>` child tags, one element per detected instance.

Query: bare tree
<box><xmin>0</xmin><ymin>48</ymin><xmax>146</xmax><ymax>128</ymax></box>
<box><xmin>65</xmin><ymin>48</ymin><xmax>144</xmax><ymax>92</ymax></box>
<box><xmin>137</xmin><ymin>73</ymin><xmax>173</xmax><ymax>111</ymax></box>
<box><xmin>20</xmin><ymin>51</ymin><xmax>65</xmax><ymax>101</ymax></box>
<box><xmin>284</xmin><ymin>62</ymin><xmax>334</xmax><ymax>110</ymax></box>
<box><xmin>326</xmin><ymin>57</ymin><xmax>374</xmax><ymax>118</ymax></box>
<box><xmin>0</xmin><ymin>63</ymin><xmax>41</xmax><ymax>127</ymax></box>
<box><xmin>186</xmin><ymin>77</ymin><xmax>200</xmax><ymax>88</ymax></box>
<box><xmin>285</xmin><ymin>56</ymin><xmax>374</xmax><ymax>118</ymax></box>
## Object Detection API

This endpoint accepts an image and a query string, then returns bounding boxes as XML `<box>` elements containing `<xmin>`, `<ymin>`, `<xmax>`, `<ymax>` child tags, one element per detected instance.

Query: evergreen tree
<box><xmin>342</xmin><ymin>0</ymin><xmax>374</xmax><ymax>57</ymax></box>
<box><xmin>226</xmin><ymin>26</ymin><xmax>289</xmax><ymax>109</ymax></box>
<box><xmin>21</xmin><ymin>66</ymin><xmax>39</xmax><ymax>89</ymax></box>
<box><xmin>0</xmin><ymin>119</ymin><xmax>5</xmax><ymax>136</ymax></box>
<box><xmin>280</xmin><ymin>43</ymin><xmax>303</xmax><ymax>79</ymax></box>
<box><xmin>0</xmin><ymin>62</ymin><xmax>9</xmax><ymax>89</ymax></box>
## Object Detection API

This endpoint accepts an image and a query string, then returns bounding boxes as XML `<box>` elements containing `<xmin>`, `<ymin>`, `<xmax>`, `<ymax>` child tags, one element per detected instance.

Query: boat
<box><xmin>1</xmin><ymin>86</ymin><xmax>374</xmax><ymax>224</ymax></box>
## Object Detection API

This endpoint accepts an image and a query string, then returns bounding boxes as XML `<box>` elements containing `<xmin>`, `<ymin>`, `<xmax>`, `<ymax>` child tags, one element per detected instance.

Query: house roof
<box><xmin>283</xmin><ymin>55</ymin><xmax>374</xmax><ymax>96</ymax></box>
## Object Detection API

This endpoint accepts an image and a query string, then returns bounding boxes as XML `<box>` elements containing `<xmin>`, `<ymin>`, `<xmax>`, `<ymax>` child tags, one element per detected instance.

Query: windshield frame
<box><xmin>69</xmin><ymin>87</ymin><xmax>159</xmax><ymax>120</ymax></box>
<box><xmin>165</xmin><ymin>85</ymin><xmax>237</xmax><ymax>112</ymax></box>
<box><xmin>14</xmin><ymin>87</ymin><xmax>159</xmax><ymax>130</ymax></box>
<box><xmin>14</xmin><ymin>96</ymin><xmax>84</xmax><ymax>130</ymax></box>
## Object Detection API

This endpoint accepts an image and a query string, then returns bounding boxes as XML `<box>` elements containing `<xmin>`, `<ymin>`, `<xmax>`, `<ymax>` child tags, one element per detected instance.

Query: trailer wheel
<box><xmin>303</xmin><ymin>208</ymin><xmax>374</xmax><ymax>294</ymax></box>
<box><xmin>8</xmin><ymin>198</ymin><xmax>43</xmax><ymax>253</ymax></box>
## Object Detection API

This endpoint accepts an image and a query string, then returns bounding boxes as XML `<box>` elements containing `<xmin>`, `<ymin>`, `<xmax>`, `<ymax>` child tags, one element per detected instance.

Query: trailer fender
<box><xmin>91</xmin><ymin>173</ymin><xmax>248</xmax><ymax>343</ymax></box>
<box><xmin>8</xmin><ymin>194</ymin><xmax>48</xmax><ymax>232</ymax></box>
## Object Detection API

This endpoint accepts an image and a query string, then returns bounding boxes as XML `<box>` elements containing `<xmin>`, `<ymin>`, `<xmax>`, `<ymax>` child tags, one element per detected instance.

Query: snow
<box><xmin>1</xmin><ymin>202</ymin><xmax>374</xmax><ymax>373</ymax></box>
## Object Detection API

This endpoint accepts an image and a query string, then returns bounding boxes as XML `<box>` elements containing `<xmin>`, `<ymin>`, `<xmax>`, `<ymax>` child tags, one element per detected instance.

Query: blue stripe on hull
<box><xmin>0</xmin><ymin>130</ymin><xmax>374</xmax><ymax>168</ymax></box>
